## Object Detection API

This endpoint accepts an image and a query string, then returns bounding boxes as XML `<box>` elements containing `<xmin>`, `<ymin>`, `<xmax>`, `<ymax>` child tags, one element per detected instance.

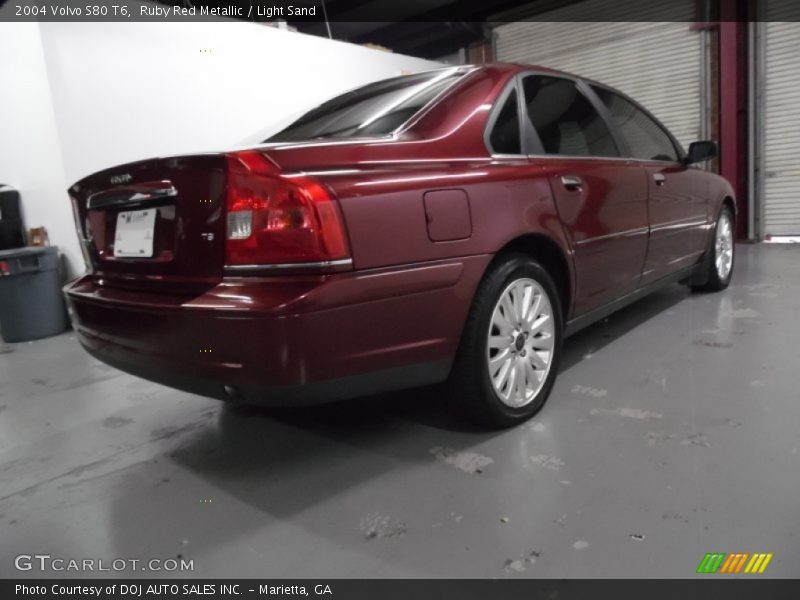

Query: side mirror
<box><xmin>684</xmin><ymin>141</ymin><xmax>717</xmax><ymax>164</ymax></box>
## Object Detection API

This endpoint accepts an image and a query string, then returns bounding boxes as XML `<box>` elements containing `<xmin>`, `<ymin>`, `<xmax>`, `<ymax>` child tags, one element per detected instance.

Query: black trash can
<box><xmin>0</xmin><ymin>185</ymin><xmax>25</xmax><ymax>250</ymax></box>
<box><xmin>0</xmin><ymin>246</ymin><xmax>68</xmax><ymax>343</ymax></box>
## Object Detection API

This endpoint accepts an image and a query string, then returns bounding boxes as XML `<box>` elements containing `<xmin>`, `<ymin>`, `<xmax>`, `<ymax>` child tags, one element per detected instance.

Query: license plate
<box><xmin>114</xmin><ymin>209</ymin><xmax>156</xmax><ymax>258</ymax></box>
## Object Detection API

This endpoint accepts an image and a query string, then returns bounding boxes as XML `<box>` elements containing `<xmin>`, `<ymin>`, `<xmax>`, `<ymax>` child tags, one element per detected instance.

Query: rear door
<box><xmin>590</xmin><ymin>86</ymin><xmax>708</xmax><ymax>284</ymax></box>
<box><xmin>520</xmin><ymin>74</ymin><xmax>649</xmax><ymax>317</ymax></box>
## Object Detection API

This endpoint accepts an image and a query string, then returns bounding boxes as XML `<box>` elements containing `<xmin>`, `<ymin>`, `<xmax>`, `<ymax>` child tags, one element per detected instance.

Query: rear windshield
<box><xmin>266</xmin><ymin>68</ymin><xmax>465</xmax><ymax>143</ymax></box>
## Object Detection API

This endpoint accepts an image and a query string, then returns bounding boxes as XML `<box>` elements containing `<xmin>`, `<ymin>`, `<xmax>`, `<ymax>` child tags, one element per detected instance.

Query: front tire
<box><xmin>691</xmin><ymin>205</ymin><xmax>735</xmax><ymax>292</ymax></box>
<box><xmin>449</xmin><ymin>253</ymin><xmax>563</xmax><ymax>428</ymax></box>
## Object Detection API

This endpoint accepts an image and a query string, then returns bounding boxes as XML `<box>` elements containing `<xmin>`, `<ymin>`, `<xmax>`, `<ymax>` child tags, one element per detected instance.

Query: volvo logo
<box><xmin>110</xmin><ymin>173</ymin><xmax>132</xmax><ymax>185</ymax></box>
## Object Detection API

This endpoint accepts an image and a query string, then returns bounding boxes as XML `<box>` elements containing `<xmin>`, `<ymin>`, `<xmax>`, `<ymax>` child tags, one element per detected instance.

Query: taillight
<box><xmin>224</xmin><ymin>151</ymin><xmax>350</xmax><ymax>266</ymax></box>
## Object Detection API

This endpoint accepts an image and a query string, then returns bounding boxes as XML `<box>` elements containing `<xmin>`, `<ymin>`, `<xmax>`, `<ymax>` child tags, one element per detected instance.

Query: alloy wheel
<box><xmin>486</xmin><ymin>278</ymin><xmax>556</xmax><ymax>408</ymax></box>
<box><xmin>715</xmin><ymin>211</ymin><xmax>734</xmax><ymax>281</ymax></box>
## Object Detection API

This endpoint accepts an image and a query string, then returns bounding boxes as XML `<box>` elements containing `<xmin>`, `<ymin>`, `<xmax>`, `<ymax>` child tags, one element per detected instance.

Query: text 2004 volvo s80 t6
<box><xmin>65</xmin><ymin>64</ymin><xmax>736</xmax><ymax>427</ymax></box>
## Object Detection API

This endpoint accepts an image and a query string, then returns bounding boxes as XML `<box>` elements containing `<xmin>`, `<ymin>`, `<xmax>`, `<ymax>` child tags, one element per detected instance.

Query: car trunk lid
<box><xmin>69</xmin><ymin>154</ymin><xmax>227</xmax><ymax>294</ymax></box>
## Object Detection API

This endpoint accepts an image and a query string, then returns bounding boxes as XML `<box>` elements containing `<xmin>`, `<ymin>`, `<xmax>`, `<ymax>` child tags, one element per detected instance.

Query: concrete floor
<box><xmin>0</xmin><ymin>243</ymin><xmax>798</xmax><ymax>579</ymax></box>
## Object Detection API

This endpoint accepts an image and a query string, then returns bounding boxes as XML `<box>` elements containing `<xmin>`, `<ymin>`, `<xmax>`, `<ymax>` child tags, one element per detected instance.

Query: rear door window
<box><xmin>522</xmin><ymin>76</ymin><xmax>619</xmax><ymax>157</ymax></box>
<box><xmin>592</xmin><ymin>86</ymin><xmax>679</xmax><ymax>162</ymax></box>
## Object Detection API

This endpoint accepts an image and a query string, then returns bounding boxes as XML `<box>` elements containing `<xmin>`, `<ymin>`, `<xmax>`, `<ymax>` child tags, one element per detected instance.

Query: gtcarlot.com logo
<box><xmin>14</xmin><ymin>554</ymin><xmax>194</xmax><ymax>572</ymax></box>
<box><xmin>696</xmin><ymin>552</ymin><xmax>773</xmax><ymax>574</ymax></box>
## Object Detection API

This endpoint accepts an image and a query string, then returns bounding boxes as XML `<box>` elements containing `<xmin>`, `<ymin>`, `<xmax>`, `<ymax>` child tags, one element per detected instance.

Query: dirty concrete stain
<box><xmin>0</xmin><ymin>456</ymin><xmax>40</xmax><ymax>474</ymax></box>
<box><xmin>722</xmin><ymin>307</ymin><xmax>761</xmax><ymax>319</ymax></box>
<box><xmin>618</xmin><ymin>408</ymin><xmax>662</xmax><ymax>420</ymax></box>
<box><xmin>57</xmin><ymin>461</ymin><xmax>142</xmax><ymax>490</ymax></box>
<box><xmin>66</xmin><ymin>456</ymin><xmax>115</xmax><ymax>479</ymax></box>
<box><xmin>527</xmin><ymin>422</ymin><xmax>545</xmax><ymax>432</ymax></box>
<box><xmin>102</xmin><ymin>416</ymin><xmax>134</xmax><ymax>429</ymax></box>
<box><xmin>662</xmin><ymin>512</ymin><xmax>690</xmax><ymax>524</ymax></box>
<box><xmin>0</xmin><ymin>346</ymin><xmax>15</xmax><ymax>354</ymax></box>
<box><xmin>62</xmin><ymin>373</ymin><xmax>122</xmax><ymax>391</ymax></box>
<box><xmin>0</xmin><ymin>404</ymin><xmax>6</xmax><ymax>415</ymax></box>
<box><xmin>150</xmin><ymin>420</ymin><xmax>207</xmax><ymax>442</ymax></box>
<box><xmin>529</xmin><ymin>454</ymin><xmax>564</xmax><ymax>471</ymax></box>
<box><xmin>590</xmin><ymin>407</ymin><xmax>663</xmax><ymax>420</ymax></box>
<box><xmin>692</xmin><ymin>340</ymin><xmax>734</xmax><ymax>349</ymax></box>
<box><xmin>680</xmin><ymin>433</ymin><xmax>711</xmax><ymax>447</ymax></box>
<box><xmin>571</xmin><ymin>385</ymin><xmax>608</xmax><ymax>399</ymax></box>
<box><xmin>31</xmin><ymin>377</ymin><xmax>50</xmax><ymax>385</ymax></box>
<box><xmin>573</xmin><ymin>540</ymin><xmax>589</xmax><ymax>550</ymax></box>
<box><xmin>504</xmin><ymin>551</ymin><xmax>541</xmax><ymax>573</ymax></box>
<box><xmin>646</xmin><ymin>432</ymin><xmax>678</xmax><ymax>446</ymax></box>
<box><xmin>429</xmin><ymin>446</ymin><xmax>494</xmax><ymax>474</ymax></box>
<box><xmin>18</xmin><ymin>483</ymin><xmax>41</xmax><ymax>498</ymax></box>
<box><xmin>127</xmin><ymin>391</ymin><xmax>159</xmax><ymax>402</ymax></box>
<box><xmin>359</xmin><ymin>512</ymin><xmax>407</xmax><ymax>540</ymax></box>
<box><xmin>713</xmin><ymin>418</ymin><xmax>742</xmax><ymax>429</ymax></box>
<box><xmin>647</xmin><ymin>431</ymin><xmax>710</xmax><ymax>448</ymax></box>
<box><xmin>742</xmin><ymin>283</ymin><xmax>775</xmax><ymax>291</ymax></box>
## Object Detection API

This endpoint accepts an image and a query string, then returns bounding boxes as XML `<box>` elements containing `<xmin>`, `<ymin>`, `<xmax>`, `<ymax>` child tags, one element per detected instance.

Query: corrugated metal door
<box><xmin>494</xmin><ymin>0</ymin><xmax>703</xmax><ymax>150</ymax></box>
<box><xmin>762</xmin><ymin>1</ymin><xmax>800</xmax><ymax>236</ymax></box>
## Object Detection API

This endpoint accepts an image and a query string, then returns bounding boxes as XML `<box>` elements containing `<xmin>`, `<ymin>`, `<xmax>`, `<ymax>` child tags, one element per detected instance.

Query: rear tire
<box><xmin>691</xmin><ymin>205</ymin><xmax>735</xmax><ymax>292</ymax></box>
<box><xmin>448</xmin><ymin>253</ymin><xmax>563</xmax><ymax>429</ymax></box>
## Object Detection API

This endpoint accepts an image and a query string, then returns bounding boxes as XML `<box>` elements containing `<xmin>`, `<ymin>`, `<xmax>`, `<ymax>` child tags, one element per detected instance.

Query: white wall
<box><xmin>0</xmin><ymin>23</ymin><xmax>81</xmax><ymax>275</ymax></box>
<box><xmin>0</xmin><ymin>17</ymin><xmax>439</xmax><ymax>277</ymax></box>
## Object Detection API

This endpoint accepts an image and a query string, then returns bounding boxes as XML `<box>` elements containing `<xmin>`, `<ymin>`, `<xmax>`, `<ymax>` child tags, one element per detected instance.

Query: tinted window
<box><xmin>267</xmin><ymin>69</ymin><xmax>463</xmax><ymax>142</ymax></box>
<box><xmin>489</xmin><ymin>88</ymin><xmax>521</xmax><ymax>154</ymax></box>
<box><xmin>592</xmin><ymin>87</ymin><xmax>678</xmax><ymax>161</ymax></box>
<box><xmin>522</xmin><ymin>76</ymin><xmax>618</xmax><ymax>157</ymax></box>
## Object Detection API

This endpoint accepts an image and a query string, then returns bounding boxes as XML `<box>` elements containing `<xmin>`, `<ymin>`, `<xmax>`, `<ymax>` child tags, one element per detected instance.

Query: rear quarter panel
<box><xmin>319</xmin><ymin>159</ymin><xmax>570</xmax><ymax>271</ymax></box>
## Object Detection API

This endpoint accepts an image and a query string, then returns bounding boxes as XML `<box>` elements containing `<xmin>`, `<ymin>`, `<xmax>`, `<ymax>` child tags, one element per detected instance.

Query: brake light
<box><xmin>224</xmin><ymin>151</ymin><xmax>350</xmax><ymax>266</ymax></box>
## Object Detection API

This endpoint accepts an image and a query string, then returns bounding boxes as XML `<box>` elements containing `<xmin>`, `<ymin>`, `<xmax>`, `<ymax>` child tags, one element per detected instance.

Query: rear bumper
<box><xmin>64</xmin><ymin>256</ymin><xmax>491</xmax><ymax>405</ymax></box>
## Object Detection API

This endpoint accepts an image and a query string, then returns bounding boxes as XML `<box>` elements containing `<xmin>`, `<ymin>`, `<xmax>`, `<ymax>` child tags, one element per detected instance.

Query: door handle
<box><xmin>561</xmin><ymin>175</ymin><xmax>583</xmax><ymax>190</ymax></box>
<box><xmin>653</xmin><ymin>173</ymin><xmax>666</xmax><ymax>187</ymax></box>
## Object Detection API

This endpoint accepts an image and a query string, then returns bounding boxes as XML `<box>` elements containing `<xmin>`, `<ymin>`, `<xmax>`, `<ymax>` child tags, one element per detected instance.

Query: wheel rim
<box><xmin>486</xmin><ymin>278</ymin><xmax>556</xmax><ymax>408</ymax></box>
<box><xmin>715</xmin><ymin>211</ymin><xmax>734</xmax><ymax>281</ymax></box>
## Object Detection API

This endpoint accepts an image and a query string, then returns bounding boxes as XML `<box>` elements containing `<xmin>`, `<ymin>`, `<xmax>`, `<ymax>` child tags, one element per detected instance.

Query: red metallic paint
<box><xmin>64</xmin><ymin>64</ymin><xmax>734</xmax><ymax>405</ymax></box>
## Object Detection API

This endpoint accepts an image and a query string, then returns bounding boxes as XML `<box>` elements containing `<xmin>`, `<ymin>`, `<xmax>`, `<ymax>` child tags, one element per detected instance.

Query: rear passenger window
<box><xmin>523</xmin><ymin>76</ymin><xmax>618</xmax><ymax>157</ymax></box>
<box><xmin>592</xmin><ymin>87</ymin><xmax>678</xmax><ymax>162</ymax></box>
<box><xmin>489</xmin><ymin>88</ymin><xmax>521</xmax><ymax>155</ymax></box>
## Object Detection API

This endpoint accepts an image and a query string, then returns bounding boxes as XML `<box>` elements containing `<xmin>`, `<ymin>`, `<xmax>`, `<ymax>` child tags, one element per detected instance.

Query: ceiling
<box><xmin>160</xmin><ymin>0</ymin><xmax>571</xmax><ymax>59</ymax></box>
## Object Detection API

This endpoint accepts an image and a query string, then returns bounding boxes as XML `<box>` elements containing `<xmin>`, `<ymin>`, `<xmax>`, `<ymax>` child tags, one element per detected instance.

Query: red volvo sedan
<box><xmin>64</xmin><ymin>64</ymin><xmax>735</xmax><ymax>427</ymax></box>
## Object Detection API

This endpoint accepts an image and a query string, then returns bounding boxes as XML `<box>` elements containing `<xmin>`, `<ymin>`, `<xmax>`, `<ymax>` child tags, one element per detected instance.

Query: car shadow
<box><xmin>101</xmin><ymin>282</ymin><xmax>694</xmax><ymax>574</ymax></box>
<box><xmin>166</xmin><ymin>283</ymin><xmax>690</xmax><ymax>505</ymax></box>
<box><xmin>559</xmin><ymin>282</ymin><xmax>690</xmax><ymax>373</ymax></box>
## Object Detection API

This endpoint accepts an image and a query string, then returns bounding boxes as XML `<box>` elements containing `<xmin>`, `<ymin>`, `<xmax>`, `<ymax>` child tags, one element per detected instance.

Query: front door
<box><xmin>640</xmin><ymin>163</ymin><xmax>708</xmax><ymax>284</ymax></box>
<box><xmin>587</xmin><ymin>85</ymin><xmax>708</xmax><ymax>285</ymax></box>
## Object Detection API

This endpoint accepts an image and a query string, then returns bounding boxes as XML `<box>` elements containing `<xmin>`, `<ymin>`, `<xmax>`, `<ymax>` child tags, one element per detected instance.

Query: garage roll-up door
<box><xmin>493</xmin><ymin>0</ymin><xmax>702</xmax><ymax>151</ymax></box>
<box><xmin>763</xmin><ymin>1</ymin><xmax>800</xmax><ymax>236</ymax></box>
